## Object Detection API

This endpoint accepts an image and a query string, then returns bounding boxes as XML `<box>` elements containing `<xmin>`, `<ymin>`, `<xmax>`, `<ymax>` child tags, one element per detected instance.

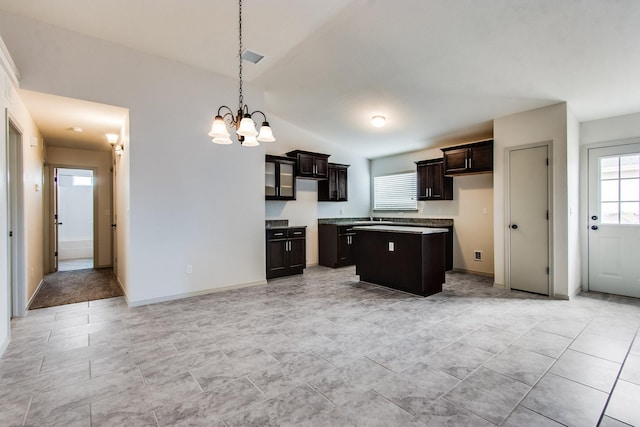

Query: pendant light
<box><xmin>208</xmin><ymin>0</ymin><xmax>276</xmax><ymax>146</ymax></box>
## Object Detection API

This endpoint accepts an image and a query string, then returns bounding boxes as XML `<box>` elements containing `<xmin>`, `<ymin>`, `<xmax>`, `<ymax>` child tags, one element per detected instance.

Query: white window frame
<box><xmin>373</xmin><ymin>171</ymin><xmax>417</xmax><ymax>211</ymax></box>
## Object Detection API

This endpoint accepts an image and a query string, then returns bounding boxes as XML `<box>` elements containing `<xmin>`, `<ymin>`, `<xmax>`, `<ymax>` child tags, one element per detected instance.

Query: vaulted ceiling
<box><xmin>1</xmin><ymin>0</ymin><xmax>640</xmax><ymax>158</ymax></box>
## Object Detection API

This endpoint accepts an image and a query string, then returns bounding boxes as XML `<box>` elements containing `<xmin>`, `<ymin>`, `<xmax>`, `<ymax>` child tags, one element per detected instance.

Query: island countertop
<box><xmin>353</xmin><ymin>225</ymin><xmax>449</xmax><ymax>234</ymax></box>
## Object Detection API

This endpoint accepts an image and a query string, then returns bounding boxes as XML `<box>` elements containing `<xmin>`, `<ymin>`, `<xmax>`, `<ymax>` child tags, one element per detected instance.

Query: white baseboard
<box><xmin>115</xmin><ymin>276</ymin><xmax>129</xmax><ymax>304</ymax></box>
<box><xmin>126</xmin><ymin>280</ymin><xmax>268</xmax><ymax>307</ymax></box>
<box><xmin>0</xmin><ymin>334</ymin><xmax>9</xmax><ymax>357</ymax></box>
<box><xmin>26</xmin><ymin>279</ymin><xmax>45</xmax><ymax>310</ymax></box>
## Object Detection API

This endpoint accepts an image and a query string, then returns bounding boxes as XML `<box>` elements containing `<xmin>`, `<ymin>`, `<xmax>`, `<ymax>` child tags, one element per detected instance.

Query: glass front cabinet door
<box><xmin>265</xmin><ymin>155</ymin><xmax>296</xmax><ymax>200</ymax></box>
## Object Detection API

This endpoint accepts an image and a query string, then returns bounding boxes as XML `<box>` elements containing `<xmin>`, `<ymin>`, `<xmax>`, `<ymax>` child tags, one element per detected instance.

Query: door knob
<box><xmin>511</xmin><ymin>224</ymin><xmax>518</xmax><ymax>229</ymax></box>
<box><xmin>591</xmin><ymin>225</ymin><xmax>599</xmax><ymax>230</ymax></box>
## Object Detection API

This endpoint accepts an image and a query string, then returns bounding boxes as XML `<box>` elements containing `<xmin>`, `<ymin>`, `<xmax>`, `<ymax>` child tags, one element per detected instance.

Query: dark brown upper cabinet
<box><xmin>286</xmin><ymin>150</ymin><xmax>330</xmax><ymax>179</ymax></box>
<box><xmin>318</xmin><ymin>163</ymin><xmax>349</xmax><ymax>201</ymax></box>
<box><xmin>441</xmin><ymin>139</ymin><xmax>493</xmax><ymax>176</ymax></box>
<box><xmin>265</xmin><ymin>155</ymin><xmax>296</xmax><ymax>200</ymax></box>
<box><xmin>415</xmin><ymin>159</ymin><xmax>453</xmax><ymax>200</ymax></box>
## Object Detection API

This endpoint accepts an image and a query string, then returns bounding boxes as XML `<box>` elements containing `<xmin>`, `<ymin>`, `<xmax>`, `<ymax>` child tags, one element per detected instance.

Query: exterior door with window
<box><xmin>588</xmin><ymin>143</ymin><xmax>640</xmax><ymax>297</ymax></box>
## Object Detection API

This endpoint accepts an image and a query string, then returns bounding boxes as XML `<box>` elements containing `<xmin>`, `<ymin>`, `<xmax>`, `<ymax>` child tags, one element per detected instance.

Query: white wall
<box><xmin>265</xmin><ymin>117</ymin><xmax>371</xmax><ymax>266</ymax></box>
<box><xmin>1</xmin><ymin>34</ymin><xmax>45</xmax><ymax>356</ymax></box>
<box><xmin>46</xmin><ymin>147</ymin><xmax>112</xmax><ymax>267</ymax></box>
<box><xmin>370</xmin><ymin>147</ymin><xmax>494</xmax><ymax>275</ymax></box>
<box><xmin>0</xmin><ymin>12</ymin><xmax>373</xmax><ymax>305</ymax></box>
<box><xmin>494</xmin><ymin>103</ymin><xmax>578</xmax><ymax>298</ymax></box>
<box><xmin>0</xmin><ymin>40</ymin><xmax>14</xmax><ymax>353</ymax></box>
<box><xmin>566</xmin><ymin>107</ymin><xmax>581</xmax><ymax>297</ymax></box>
<box><xmin>0</xmin><ymin>12</ymin><xmax>268</xmax><ymax>304</ymax></box>
<box><xmin>114</xmin><ymin>118</ymin><xmax>130</xmax><ymax>296</ymax></box>
<box><xmin>581</xmin><ymin>112</ymin><xmax>640</xmax><ymax>145</ymax></box>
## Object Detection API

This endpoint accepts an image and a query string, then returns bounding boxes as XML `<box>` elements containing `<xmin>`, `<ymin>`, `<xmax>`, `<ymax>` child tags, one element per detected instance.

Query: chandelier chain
<box><xmin>238</xmin><ymin>0</ymin><xmax>243</xmax><ymax>111</ymax></box>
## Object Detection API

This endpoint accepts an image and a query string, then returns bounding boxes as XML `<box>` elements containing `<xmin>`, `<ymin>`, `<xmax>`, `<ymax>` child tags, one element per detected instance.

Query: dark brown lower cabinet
<box><xmin>318</xmin><ymin>224</ymin><xmax>356</xmax><ymax>267</ymax></box>
<box><xmin>355</xmin><ymin>229</ymin><xmax>446</xmax><ymax>297</ymax></box>
<box><xmin>266</xmin><ymin>228</ymin><xmax>306</xmax><ymax>279</ymax></box>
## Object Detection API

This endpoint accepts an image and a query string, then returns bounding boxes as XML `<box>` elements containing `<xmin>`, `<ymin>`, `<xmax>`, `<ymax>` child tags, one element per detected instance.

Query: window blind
<box><xmin>373</xmin><ymin>172</ymin><xmax>417</xmax><ymax>211</ymax></box>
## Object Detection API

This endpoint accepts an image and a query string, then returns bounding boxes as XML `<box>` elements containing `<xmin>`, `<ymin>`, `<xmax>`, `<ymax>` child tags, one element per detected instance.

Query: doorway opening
<box><xmin>55</xmin><ymin>168</ymin><xmax>95</xmax><ymax>272</ymax></box>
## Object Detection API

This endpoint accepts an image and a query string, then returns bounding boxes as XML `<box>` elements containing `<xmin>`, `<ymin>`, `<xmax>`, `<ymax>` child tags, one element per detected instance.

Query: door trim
<box><xmin>580</xmin><ymin>136</ymin><xmax>640</xmax><ymax>292</ymax></box>
<box><xmin>6</xmin><ymin>112</ymin><xmax>26</xmax><ymax>317</ymax></box>
<box><xmin>504</xmin><ymin>140</ymin><xmax>554</xmax><ymax>296</ymax></box>
<box><xmin>45</xmin><ymin>165</ymin><xmax>99</xmax><ymax>271</ymax></box>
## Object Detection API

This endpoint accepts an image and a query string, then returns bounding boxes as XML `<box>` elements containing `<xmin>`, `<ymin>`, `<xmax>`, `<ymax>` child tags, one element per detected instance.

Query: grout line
<box><xmin>189</xmin><ymin>371</ymin><xmax>204</xmax><ymax>393</ymax></box>
<box><xmin>37</xmin><ymin>356</ymin><xmax>45</xmax><ymax>375</ymax></box>
<box><xmin>500</xmin><ymin>315</ymin><xmax>596</xmax><ymax>424</ymax></box>
<box><xmin>21</xmin><ymin>395</ymin><xmax>33</xmax><ymax>427</ymax></box>
<box><xmin>597</xmin><ymin>328</ymin><xmax>640</xmax><ymax>426</ymax></box>
<box><xmin>370</xmin><ymin>389</ymin><xmax>415</xmax><ymax>417</ymax></box>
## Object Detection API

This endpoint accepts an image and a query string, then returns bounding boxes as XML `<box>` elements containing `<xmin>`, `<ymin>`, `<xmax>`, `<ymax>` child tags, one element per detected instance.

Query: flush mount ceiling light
<box><xmin>70</xmin><ymin>127</ymin><xmax>83</xmax><ymax>133</ymax></box>
<box><xmin>371</xmin><ymin>115</ymin><xmax>386</xmax><ymax>128</ymax></box>
<box><xmin>208</xmin><ymin>0</ymin><xmax>275</xmax><ymax>146</ymax></box>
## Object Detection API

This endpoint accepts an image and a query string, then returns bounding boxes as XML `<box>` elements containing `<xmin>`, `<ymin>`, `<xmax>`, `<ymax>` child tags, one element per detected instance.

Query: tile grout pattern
<box><xmin>1</xmin><ymin>265</ymin><xmax>640</xmax><ymax>426</ymax></box>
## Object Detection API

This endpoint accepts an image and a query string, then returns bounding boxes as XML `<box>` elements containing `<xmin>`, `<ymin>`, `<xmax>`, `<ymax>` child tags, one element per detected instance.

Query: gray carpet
<box><xmin>29</xmin><ymin>268</ymin><xmax>123</xmax><ymax>309</ymax></box>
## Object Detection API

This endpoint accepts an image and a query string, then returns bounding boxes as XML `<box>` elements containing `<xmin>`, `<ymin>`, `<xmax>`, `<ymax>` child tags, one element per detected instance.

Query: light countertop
<box><xmin>353</xmin><ymin>225</ymin><xmax>449</xmax><ymax>234</ymax></box>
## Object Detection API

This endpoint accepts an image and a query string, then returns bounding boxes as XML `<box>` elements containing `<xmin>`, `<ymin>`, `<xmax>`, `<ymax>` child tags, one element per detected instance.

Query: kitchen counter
<box><xmin>353</xmin><ymin>225</ymin><xmax>449</xmax><ymax>234</ymax></box>
<box><xmin>319</xmin><ymin>217</ymin><xmax>454</xmax><ymax>271</ymax></box>
<box><xmin>318</xmin><ymin>217</ymin><xmax>453</xmax><ymax>227</ymax></box>
<box><xmin>354</xmin><ymin>226</ymin><xmax>446</xmax><ymax>297</ymax></box>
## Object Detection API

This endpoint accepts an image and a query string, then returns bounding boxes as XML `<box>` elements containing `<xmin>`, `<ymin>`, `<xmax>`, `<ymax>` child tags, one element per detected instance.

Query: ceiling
<box><xmin>2</xmin><ymin>0</ymin><xmax>640</xmax><ymax>158</ymax></box>
<box><xmin>18</xmin><ymin>90</ymin><xmax>128</xmax><ymax>152</ymax></box>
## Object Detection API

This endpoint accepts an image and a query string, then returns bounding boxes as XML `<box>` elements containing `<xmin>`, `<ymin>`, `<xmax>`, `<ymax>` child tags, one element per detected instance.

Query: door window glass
<box><xmin>600</xmin><ymin>154</ymin><xmax>640</xmax><ymax>224</ymax></box>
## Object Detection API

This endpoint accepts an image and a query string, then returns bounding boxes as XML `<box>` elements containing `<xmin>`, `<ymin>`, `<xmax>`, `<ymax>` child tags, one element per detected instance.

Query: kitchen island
<box><xmin>353</xmin><ymin>225</ymin><xmax>449</xmax><ymax>297</ymax></box>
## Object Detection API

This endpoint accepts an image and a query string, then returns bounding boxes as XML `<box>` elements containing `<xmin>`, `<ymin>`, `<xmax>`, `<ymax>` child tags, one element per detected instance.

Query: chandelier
<box><xmin>208</xmin><ymin>0</ymin><xmax>275</xmax><ymax>146</ymax></box>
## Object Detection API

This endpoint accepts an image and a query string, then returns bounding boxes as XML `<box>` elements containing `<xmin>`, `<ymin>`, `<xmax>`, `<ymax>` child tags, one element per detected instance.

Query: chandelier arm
<box><xmin>217</xmin><ymin>105</ymin><xmax>235</xmax><ymax>117</ymax></box>
<box><xmin>250</xmin><ymin>110</ymin><xmax>268</xmax><ymax>122</ymax></box>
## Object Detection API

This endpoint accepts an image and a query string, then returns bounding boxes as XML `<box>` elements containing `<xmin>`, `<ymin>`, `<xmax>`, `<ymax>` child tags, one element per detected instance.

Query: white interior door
<box><xmin>508</xmin><ymin>144</ymin><xmax>550</xmax><ymax>295</ymax></box>
<box><xmin>588</xmin><ymin>143</ymin><xmax>640</xmax><ymax>297</ymax></box>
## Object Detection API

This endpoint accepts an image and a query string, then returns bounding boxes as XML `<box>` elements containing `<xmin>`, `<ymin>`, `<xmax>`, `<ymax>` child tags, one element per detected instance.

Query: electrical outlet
<box><xmin>474</xmin><ymin>250</ymin><xmax>482</xmax><ymax>261</ymax></box>
<box><xmin>186</xmin><ymin>265</ymin><xmax>193</xmax><ymax>274</ymax></box>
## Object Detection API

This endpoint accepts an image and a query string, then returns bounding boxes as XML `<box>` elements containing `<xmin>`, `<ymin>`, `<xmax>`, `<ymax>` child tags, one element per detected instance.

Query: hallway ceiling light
<box><xmin>371</xmin><ymin>115</ymin><xmax>386</xmax><ymax>128</ymax></box>
<box><xmin>70</xmin><ymin>127</ymin><xmax>83</xmax><ymax>133</ymax></box>
<box><xmin>208</xmin><ymin>0</ymin><xmax>275</xmax><ymax>146</ymax></box>
<box><xmin>105</xmin><ymin>133</ymin><xmax>119</xmax><ymax>145</ymax></box>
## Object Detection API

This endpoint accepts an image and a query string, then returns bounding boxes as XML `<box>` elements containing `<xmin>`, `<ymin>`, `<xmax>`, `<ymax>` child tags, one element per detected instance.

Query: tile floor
<box><xmin>1</xmin><ymin>266</ymin><xmax>639</xmax><ymax>426</ymax></box>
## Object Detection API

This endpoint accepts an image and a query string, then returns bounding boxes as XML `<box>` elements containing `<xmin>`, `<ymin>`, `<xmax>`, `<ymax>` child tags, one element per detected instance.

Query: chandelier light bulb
<box><xmin>208</xmin><ymin>116</ymin><xmax>230</xmax><ymax>138</ymax></box>
<box><xmin>237</xmin><ymin>115</ymin><xmax>259</xmax><ymax>137</ymax></box>
<box><xmin>242</xmin><ymin>135</ymin><xmax>260</xmax><ymax>147</ymax></box>
<box><xmin>257</xmin><ymin>122</ymin><xmax>276</xmax><ymax>142</ymax></box>
<box><xmin>212</xmin><ymin>136</ymin><xmax>233</xmax><ymax>145</ymax></box>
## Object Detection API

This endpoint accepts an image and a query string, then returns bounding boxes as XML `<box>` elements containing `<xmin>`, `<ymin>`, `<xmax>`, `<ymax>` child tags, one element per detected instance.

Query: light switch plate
<box><xmin>388</xmin><ymin>241</ymin><xmax>394</xmax><ymax>251</ymax></box>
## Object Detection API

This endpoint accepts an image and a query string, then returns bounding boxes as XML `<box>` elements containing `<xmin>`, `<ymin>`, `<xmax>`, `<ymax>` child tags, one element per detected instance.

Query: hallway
<box><xmin>29</xmin><ymin>268</ymin><xmax>122</xmax><ymax>310</ymax></box>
